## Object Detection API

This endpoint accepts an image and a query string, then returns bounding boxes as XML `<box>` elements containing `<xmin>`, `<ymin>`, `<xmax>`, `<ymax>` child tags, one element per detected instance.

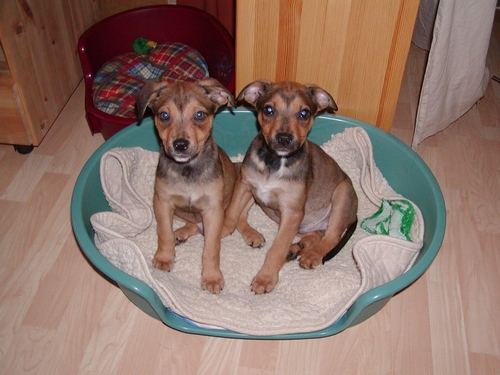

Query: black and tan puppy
<box><xmin>222</xmin><ymin>81</ymin><xmax>358</xmax><ymax>294</ymax></box>
<box><xmin>137</xmin><ymin>79</ymin><xmax>236</xmax><ymax>294</ymax></box>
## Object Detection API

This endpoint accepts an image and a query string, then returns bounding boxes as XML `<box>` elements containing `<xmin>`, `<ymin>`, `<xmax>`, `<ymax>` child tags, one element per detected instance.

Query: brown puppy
<box><xmin>137</xmin><ymin>79</ymin><xmax>236</xmax><ymax>294</ymax></box>
<box><xmin>222</xmin><ymin>81</ymin><xmax>358</xmax><ymax>294</ymax></box>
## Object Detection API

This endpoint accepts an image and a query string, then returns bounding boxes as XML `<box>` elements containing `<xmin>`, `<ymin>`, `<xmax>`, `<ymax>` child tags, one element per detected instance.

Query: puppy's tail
<box><xmin>322</xmin><ymin>218</ymin><xmax>358</xmax><ymax>264</ymax></box>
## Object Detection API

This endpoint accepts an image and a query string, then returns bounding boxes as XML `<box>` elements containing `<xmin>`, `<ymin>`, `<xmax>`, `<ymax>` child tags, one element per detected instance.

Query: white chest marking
<box><xmin>253</xmin><ymin>178</ymin><xmax>282</xmax><ymax>205</ymax></box>
<box><xmin>246</xmin><ymin>152</ymin><xmax>298</xmax><ymax>205</ymax></box>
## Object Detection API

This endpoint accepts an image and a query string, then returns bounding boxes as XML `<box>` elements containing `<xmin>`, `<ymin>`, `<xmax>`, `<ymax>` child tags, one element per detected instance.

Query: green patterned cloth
<box><xmin>361</xmin><ymin>199</ymin><xmax>415</xmax><ymax>241</ymax></box>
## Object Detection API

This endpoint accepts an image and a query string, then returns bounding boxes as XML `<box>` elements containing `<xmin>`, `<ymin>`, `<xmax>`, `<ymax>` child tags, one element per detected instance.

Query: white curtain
<box><xmin>411</xmin><ymin>0</ymin><xmax>497</xmax><ymax>150</ymax></box>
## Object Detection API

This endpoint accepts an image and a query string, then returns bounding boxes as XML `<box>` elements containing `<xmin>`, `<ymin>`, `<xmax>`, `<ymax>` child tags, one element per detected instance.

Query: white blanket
<box><xmin>90</xmin><ymin>127</ymin><xmax>424</xmax><ymax>335</ymax></box>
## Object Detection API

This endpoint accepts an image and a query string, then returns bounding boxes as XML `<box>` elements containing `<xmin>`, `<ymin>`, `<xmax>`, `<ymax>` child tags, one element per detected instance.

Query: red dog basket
<box><xmin>78</xmin><ymin>5</ymin><xmax>235</xmax><ymax>140</ymax></box>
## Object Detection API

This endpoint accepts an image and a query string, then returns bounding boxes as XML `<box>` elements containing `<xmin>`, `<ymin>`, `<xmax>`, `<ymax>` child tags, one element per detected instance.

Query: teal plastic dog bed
<box><xmin>71</xmin><ymin>109</ymin><xmax>445</xmax><ymax>339</ymax></box>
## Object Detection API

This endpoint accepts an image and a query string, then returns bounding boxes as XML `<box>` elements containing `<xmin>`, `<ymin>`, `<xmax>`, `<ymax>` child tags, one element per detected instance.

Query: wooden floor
<box><xmin>1</xmin><ymin>15</ymin><xmax>499</xmax><ymax>375</ymax></box>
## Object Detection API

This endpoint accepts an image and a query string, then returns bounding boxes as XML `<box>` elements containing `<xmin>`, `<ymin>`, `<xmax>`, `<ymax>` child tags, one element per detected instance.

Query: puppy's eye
<box><xmin>159</xmin><ymin>112</ymin><xmax>170</xmax><ymax>122</ymax></box>
<box><xmin>263</xmin><ymin>105</ymin><xmax>275</xmax><ymax>117</ymax></box>
<box><xmin>194</xmin><ymin>111</ymin><xmax>207</xmax><ymax>121</ymax></box>
<box><xmin>298</xmin><ymin>109</ymin><xmax>311</xmax><ymax>120</ymax></box>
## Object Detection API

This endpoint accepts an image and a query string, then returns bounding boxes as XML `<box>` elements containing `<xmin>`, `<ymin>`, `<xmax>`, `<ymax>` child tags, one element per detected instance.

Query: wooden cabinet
<box><xmin>0</xmin><ymin>44</ymin><xmax>27</xmax><ymax>146</ymax></box>
<box><xmin>0</xmin><ymin>1</ymin><xmax>99</xmax><ymax>147</ymax></box>
<box><xmin>235</xmin><ymin>0</ymin><xmax>419</xmax><ymax>132</ymax></box>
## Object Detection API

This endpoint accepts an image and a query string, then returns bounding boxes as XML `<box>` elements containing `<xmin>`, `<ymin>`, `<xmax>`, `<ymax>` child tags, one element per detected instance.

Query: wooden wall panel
<box><xmin>235</xmin><ymin>0</ymin><xmax>420</xmax><ymax>131</ymax></box>
<box><xmin>98</xmin><ymin>0</ymin><xmax>176</xmax><ymax>19</ymax></box>
<box><xmin>99</xmin><ymin>0</ymin><xmax>235</xmax><ymax>36</ymax></box>
<box><xmin>0</xmin><ymin>0</ymin><xmax>99</xmax><ymax>145</ymax></box>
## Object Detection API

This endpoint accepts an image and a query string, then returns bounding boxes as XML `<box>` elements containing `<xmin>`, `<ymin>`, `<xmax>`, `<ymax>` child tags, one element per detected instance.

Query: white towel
<box><xmin>90</xmin><ymin>127</ymin><xmax>424</xmax><ymax>336</ymax></box>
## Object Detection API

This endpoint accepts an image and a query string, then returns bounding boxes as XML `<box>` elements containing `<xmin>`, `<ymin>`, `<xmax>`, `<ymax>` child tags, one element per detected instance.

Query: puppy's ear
<box><xmin>305</xmin><ymin>85</ymin><xmax>338</xmax><ymax>112</ymax></box>
<box><xmin>236</xmin><ymin>80</ymin><xmax>271</xmax><ymax>106</ymax></box>
<box><xmin>136</xmin><ymin>81</ymin><xmax>169</xmax><ymax>121</ymax></box>
<box><xmin>198</xmin><ymin>78</ymin><xmax>236</xmax><ymax>109</ymax></box>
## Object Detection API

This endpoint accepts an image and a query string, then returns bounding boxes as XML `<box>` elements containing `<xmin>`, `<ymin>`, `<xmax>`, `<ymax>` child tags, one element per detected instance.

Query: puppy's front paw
<box><xmin>251</xmin><ymin>272</ymin><xmax>278</xmax><ymax>294</ymax></box>
<box><xmin>298</xmin><ymin>250</ymin><xmax>322</xmax><ymax>269</ymax></box>
<box><xmin>201</xmin><ymin>269</ymin><xmax>225</xmax><ymax>294</ymax></box>
<box><xmin>152</xmin><ymin>250</ymin><xmax>174</xmax><ymax>271</ymax></box>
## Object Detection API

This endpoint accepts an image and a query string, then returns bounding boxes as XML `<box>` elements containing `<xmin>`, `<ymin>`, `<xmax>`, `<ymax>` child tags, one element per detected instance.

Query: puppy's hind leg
<box><xmin>287</xmin><ymin>231</ymin><xmax>323</xmax><ymax>261</ymax></box>
<box><xmin>221</xmin><ymin>178</ymin><xmax>254</xmax><ymax>237</ymax></box>
<box><xmin>236</xmin><ymin>198</ymin><xmax>266</xmax><ymax>248</ymax></box>
<box><xmin>299</xmin><ymin>179</ymin><xmax>358</xmax><ymax>269</ymax></box>
<box><xmin>174</xmin><ymin>221</ymin><xmax>200</xmax><ymax>245</ymax></box>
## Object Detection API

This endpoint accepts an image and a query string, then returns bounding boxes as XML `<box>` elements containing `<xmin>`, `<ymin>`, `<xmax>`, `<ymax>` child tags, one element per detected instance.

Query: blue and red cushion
<box><xmin>92</xmin><ymin>42</ymin><xmax>209</xmax><ymax>118</ymax></box>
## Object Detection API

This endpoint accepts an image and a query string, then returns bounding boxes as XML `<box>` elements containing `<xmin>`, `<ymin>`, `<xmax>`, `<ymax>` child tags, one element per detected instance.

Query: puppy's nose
<box><xmin>173</xmin><ymin>138</ymin><xmax>189</xmax><ymax>152</ymax></box>
<box><xmin>276</xmin><ymin>132</ymin><xmax>293</xmax><ymax>146</ymax></box>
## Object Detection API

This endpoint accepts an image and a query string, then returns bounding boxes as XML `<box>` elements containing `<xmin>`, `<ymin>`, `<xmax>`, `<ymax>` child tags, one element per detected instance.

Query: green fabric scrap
<box><xmin>361</xmin><ymin>199</ymin><xmax>415</xmax><ymax>241</ymax></box>
<box><xmin>133</xmin><ymin>37</ymin><xmax>158</xmax><ymax>54</ymax></box>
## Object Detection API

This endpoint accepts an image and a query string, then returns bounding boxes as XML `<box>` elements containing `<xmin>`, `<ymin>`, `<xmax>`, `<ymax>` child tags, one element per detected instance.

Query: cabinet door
<box><xmin>0</xmin><ymin>0</ymin><xmax>99</xmax><ymax>146</ymax></box>
<box><xmin>0</xmin><ymin>46</ymin><xmax>29</xmax><ymax>145</ymax></box>
<box><xmin>235</xmin><ymin>0</ymin><xmax>419</xmax><ymax>131</ymax></box>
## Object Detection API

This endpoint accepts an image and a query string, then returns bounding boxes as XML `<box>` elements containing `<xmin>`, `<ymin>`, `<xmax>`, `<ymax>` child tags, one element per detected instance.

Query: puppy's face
<box><xmin>237</xmin><ymin>81</ymin><xmax>337</xmax><ymax>156</ymax></box>
<box><xmin>137</xmin><ymin>79</ymin><xmax>234</xmax><ymax>163</ymax></box>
